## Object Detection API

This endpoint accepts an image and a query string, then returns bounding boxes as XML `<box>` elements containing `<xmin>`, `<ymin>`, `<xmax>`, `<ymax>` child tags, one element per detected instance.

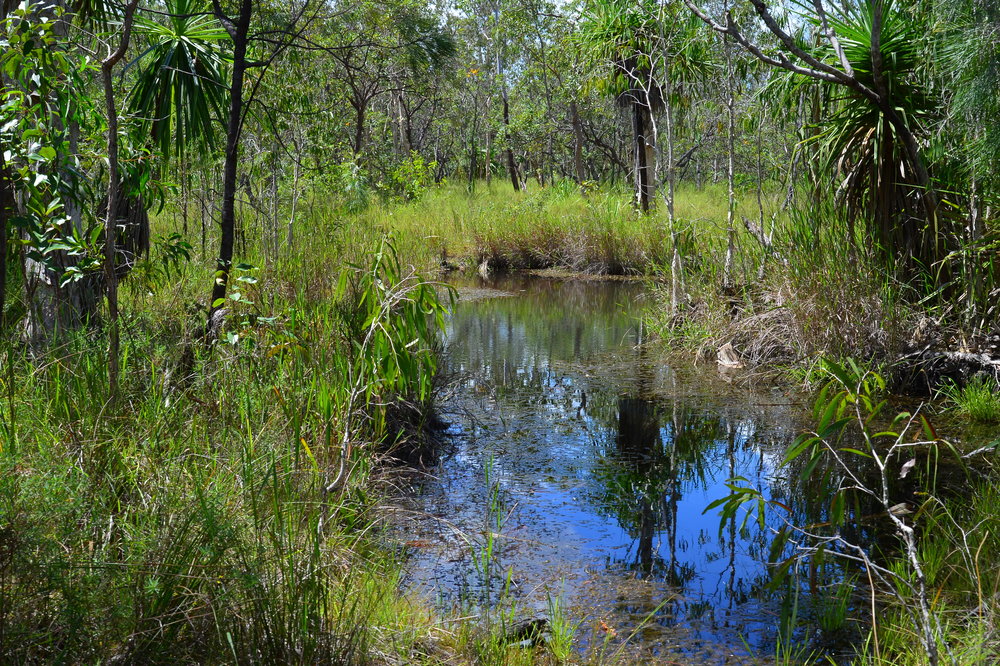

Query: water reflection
<box><xmin>396</xmin><ymin>275</ymin><xmax>824</xmax><ymax>661</ymax></box>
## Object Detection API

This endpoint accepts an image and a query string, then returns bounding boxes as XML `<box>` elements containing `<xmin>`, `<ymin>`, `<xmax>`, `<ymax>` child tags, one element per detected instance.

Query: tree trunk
<box><xmin>353</xmin><ymin>101</ymin><xmax>365</xmax><ymax>156</ymax></box>
<box><xmin>209</xmin><ymin>0</ymin><xmax>251</xmax><ymax>331</ymax></box>
<box><xmin>633</xmin><ymin>102</ymin><xmax>653</xmax><ymax>213</ymax></box>
<box><xmin>0</xmin><ymin>152</ymin><xmax>10</xmax><ymax>331</ymax></box>
<box><xmin>665</xmin><ymin>81</ymin><xmax>682</xmax><ymax>316</ymax></box>
<box><xmin>723</xmin><ymin>33</ymin><xmax>737</xmax><ymax>290</ymax></box>
<box><xmin>21</xmin><ymin>5</ymin><xmax>99</xmax><ymax>344</ymax></box>
<box><xmin>100</xmin><ymin>0</ymin><xmax>140</xmax><ymax>398</ymax></box>
<box><xmin>395</xmin><ymin>89</ymin><xmax>410</xmax><ymax>155</ymax></box>
<box><xmin>502</xmin><ymin>91</ymin><xmax>519</xmax><ymax>192</ymax></box>
<box><xmin>287</xmin><ymin>134</ymin><xmax>301</xmax><ymax>250</ymax></box>
<box><xmin>571</xmin><ymin>101</ymin><xmax>586</xmax><ymax>193</ymax></box>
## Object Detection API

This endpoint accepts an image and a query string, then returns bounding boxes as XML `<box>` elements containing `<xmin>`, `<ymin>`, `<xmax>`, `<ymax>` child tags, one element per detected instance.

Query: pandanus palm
<box><xmin>800</xmin><ymin>0</ymin><xmax>939</xmax><ymax>268</ymax></box>
<box><xmin>127</xmin><ymin>0</ymin><xmax>229</xmax><ymax>161</ymax></box>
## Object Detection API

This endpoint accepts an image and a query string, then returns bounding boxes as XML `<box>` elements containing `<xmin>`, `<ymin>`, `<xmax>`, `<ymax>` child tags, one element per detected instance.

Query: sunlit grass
<box><xmin>939</xmin><ymin>375</ymin><xmax>1000</xmax><ymax>423</ymax></box>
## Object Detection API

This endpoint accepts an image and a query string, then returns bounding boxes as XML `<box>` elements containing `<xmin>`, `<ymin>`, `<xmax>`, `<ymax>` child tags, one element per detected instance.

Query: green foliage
<box><xmin>390</xmin><ymin>151</ymin><xmax>438</xmax><ymax>201</ymax></box>
<box><xmin>337</xmin><ymin>159</ymin><xmax>371</xmax><ymax>213</ymax></box>
<box><xmin>791</xmin><ymin>0</ymin><xmax>940</xmax><ymax>267</ymax></box>
<box><xmin>133</xmin><ymin>232</ymin><xmax>193</xmax><ymax>293</ymax></box>
<box><xmin>127</xmin><ymin>0</ymin><xmax>229</xmax><ymax>160</ymax></box>
<box><xmin>937</xmin><ymin>0</ymin><xmax>1000</xmax><ymax>188</ymax></box>
<box><xmin>336</xmin><ymin>237</ymin><xmax>451</xmax><ymax>409</ymax></box>
<box><xmin>0</xmin><ymin>230</ymin><xmax>450</xmax><ymax>662</ymax></box>
<box><xmin>1</xmin><ymin>2</ymin><xmax>101</xmax><ymax>284</ymax></box>
<box><xmin>939</xmin><ymin>375</ymin><xmax>1000</xmax><ymax>423</ymax></box>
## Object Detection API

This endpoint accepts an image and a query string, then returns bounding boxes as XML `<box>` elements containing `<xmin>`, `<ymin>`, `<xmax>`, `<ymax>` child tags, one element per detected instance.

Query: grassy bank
<box><xmin>348</xmin><ymin>180</ymin><xmax>931</xmax><ymax>386</ymax></box>
<box><xmin>332</xmin><ymin>179</ymin><xmax>778</xmax><ymax>275</ymax></box>
<box><xmin>0</xmin><ymin>217</ymin><xmax>456</xmax><ymax>661</ymax></box>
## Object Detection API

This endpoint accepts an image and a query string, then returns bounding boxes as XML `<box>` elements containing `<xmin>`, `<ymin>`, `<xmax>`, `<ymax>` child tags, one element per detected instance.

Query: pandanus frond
<box><xmin>780</xmin><ymin>0</ymin><xmax>939</xmax><ymax>262</ymax></box>
<box><xmin>126</xmin><ymin>0</ymin><xmax>229</xmax><ymax>161</ymax></box>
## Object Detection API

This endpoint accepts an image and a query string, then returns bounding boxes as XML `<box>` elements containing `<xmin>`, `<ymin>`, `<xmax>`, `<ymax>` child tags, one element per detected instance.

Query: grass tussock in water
<box><xmin>939</xmin><ymin>375</ymin><xmax>1000</xmax><ymax>423</ymax></box>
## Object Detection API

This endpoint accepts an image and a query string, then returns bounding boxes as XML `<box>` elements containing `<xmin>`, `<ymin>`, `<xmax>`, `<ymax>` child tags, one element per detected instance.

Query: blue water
<box><xmin>393</xmin><ymin>275</ymin><xmax>823</xmax><ymax>663</ymax></box>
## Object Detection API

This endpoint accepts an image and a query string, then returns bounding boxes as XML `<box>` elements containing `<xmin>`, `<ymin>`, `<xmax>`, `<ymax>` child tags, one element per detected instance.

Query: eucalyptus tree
<box><xmin>205</xmin><ymin>0</ymin><xmax>320</xmax><ymax>328</ymax></box>
<box><xmin>935</xmin><ymin>0</ymin><xmax>1000</xmax><ymax>319</ymax></box>
<box><xmin>101</xmin><ymin>0</ymin><xmax>142</xmax><ymax>397</ymax></box>
<box><xmin>1</xmin><ymin>0</ymin><xmax>102</xmax><ymax>342</ymax></box>
<box><xmin>324</xmin><ymin>1</ymin><xmax>454</xmax><ymax>159</ymax></box>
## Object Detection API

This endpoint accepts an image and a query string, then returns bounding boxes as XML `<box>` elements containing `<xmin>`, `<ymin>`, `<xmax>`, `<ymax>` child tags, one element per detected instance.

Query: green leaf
<box><xmin>831</xmin><ymin>492</ymin><xmax>846</xmax><ymax>526</ymax></box>
<box><xmin>920</xmin><ymin>414</ymin><xmax>937</xmax><ymax>441</ymax></box>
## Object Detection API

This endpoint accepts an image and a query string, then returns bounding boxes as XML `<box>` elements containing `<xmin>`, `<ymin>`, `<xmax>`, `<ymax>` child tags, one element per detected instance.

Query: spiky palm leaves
<box><xmin>798</xmin><ymin>0</ymin><xmax>939</xmax><ymax>268</ymax></box>
<box><xmin>127</xmin><ymin>0</ymin><xmax>229</xmax><ymax>161</ymax></box>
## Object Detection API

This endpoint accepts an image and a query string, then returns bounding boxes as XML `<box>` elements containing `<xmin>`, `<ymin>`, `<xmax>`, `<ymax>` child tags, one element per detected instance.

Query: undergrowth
<box><xmin>0</xmin><ymin>229</ymin><xmax>449</xmax><ymax>661</ymax></box>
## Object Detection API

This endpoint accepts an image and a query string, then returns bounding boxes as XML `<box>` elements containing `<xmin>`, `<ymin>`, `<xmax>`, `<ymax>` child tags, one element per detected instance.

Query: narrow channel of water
<box><xmin>392</xmin><ymin>274</ymin><xmax>854</xmax><ymax>663</ymax></box>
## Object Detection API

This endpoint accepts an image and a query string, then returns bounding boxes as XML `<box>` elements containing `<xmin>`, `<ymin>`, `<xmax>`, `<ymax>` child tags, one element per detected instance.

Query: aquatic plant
<box><xmin>938</xmin><ymin>375</ymin><xmax>1000</xmax><ymax>423</ymax></box>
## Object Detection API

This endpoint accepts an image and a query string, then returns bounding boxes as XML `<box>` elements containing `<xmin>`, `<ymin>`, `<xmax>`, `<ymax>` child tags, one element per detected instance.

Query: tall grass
<box><xmin>0</xmin><ymin>223</ymin><xmax>447</xmax><ymax>661</ymax></box>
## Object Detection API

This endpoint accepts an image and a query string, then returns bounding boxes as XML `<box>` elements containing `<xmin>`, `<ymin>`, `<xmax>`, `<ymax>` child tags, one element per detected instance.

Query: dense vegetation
<box><xmin>2</xmin><ymin>0</ymin><xmax>1000</xmax><ymax>663</ymax></box>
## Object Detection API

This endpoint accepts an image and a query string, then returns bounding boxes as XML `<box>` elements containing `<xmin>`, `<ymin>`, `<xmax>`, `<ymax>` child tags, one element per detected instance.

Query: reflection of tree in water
<box><xmin>597</xmin><ymin>397</ymin><xmax>723</xmax><ymax>585</ymax></box>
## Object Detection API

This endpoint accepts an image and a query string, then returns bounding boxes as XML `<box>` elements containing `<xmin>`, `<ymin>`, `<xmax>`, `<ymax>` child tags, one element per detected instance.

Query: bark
<box><xmin>22</xmin><ymin>2</ymin><xmax>99</xmax><ymax>344</ymax></box>
<box><xmin>0</xmin><ymin>152</ymin><xmax>10</xmax><ymax>331</ymax></box>
<box><xmin>723</xmin><ymin>32</ymin><xmax>737</xmax><ymax>289</ymax></box>
<box><xmin>286</xmin><ymin>133</ymin><xmax>301</xmax><ymax>250</ymax></box>
<box><xmin>352</xmin><ymin>101</ymin><xmax>365</xmax><ymax>155</ymax></box>
<box><xmin>633</xmin><ymin>102</ymin><xmax>653</xmax><ymax>213</ymax></box>
<box><xmin>571</xmin><ymin>100</ymin><xmax>586</xmax><ymax>191</ymax></box>
<box><xmin>209</xmin><ymin>0</ymin><xmax>252</xmax><ymax>329</ymax></box>
<box><xmin>0</xmin><ymin>0</ymin><xmax>11</xmax><ymax>331</ymax></box>
<box><xmin>100</xmin><ymin>0</ymin><xmax>141</xmax><ymax>397</ymax></box>
<box><xmin>502</xmin><ymin>90</ymin><xmax>519</xmax><ymax>192</ymax></box>
<box><xmin>395</xmin><ymin>89</ymin><xmax>411</xmax><ymax>155</ymax></box>
<box><xmin>664</xmin><ymin>81</ymin><xmax>682</xmax><ymax>316</ymax></box>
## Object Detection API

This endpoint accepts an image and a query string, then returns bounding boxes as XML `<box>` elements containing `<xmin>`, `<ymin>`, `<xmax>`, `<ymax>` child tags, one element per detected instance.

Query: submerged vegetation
<box><xmin>3</xmin><ymin>0</ymin><xmax>1000</xmax><ymax>662</ymax></box>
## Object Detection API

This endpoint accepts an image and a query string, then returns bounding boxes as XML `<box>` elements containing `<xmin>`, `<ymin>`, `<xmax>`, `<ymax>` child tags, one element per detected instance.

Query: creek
<box><xmin>391</xmin><ymin>274</ymin><xmax>857</xmax><ymax>664</ymax></box>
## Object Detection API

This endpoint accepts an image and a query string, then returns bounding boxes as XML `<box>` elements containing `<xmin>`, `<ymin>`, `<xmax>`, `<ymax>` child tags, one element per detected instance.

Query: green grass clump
<box><xmin>940</xmin><ymin>375</ymin><xmax>1000</xmax><ymax>422</ymax></box>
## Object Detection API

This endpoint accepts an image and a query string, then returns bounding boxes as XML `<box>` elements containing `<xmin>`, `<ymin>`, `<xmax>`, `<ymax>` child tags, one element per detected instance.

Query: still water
<box><xmin>392</xmin><ymin>274</ymin><xmax>842</xmax><ymax>663</ymax></box>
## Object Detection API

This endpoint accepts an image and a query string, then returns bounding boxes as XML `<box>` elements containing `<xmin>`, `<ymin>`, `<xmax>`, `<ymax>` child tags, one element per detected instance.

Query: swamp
<box><xmin>2</xmin><ymin>0</ymin><xmax>1000</xmax><ymax>664</ymax></box>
